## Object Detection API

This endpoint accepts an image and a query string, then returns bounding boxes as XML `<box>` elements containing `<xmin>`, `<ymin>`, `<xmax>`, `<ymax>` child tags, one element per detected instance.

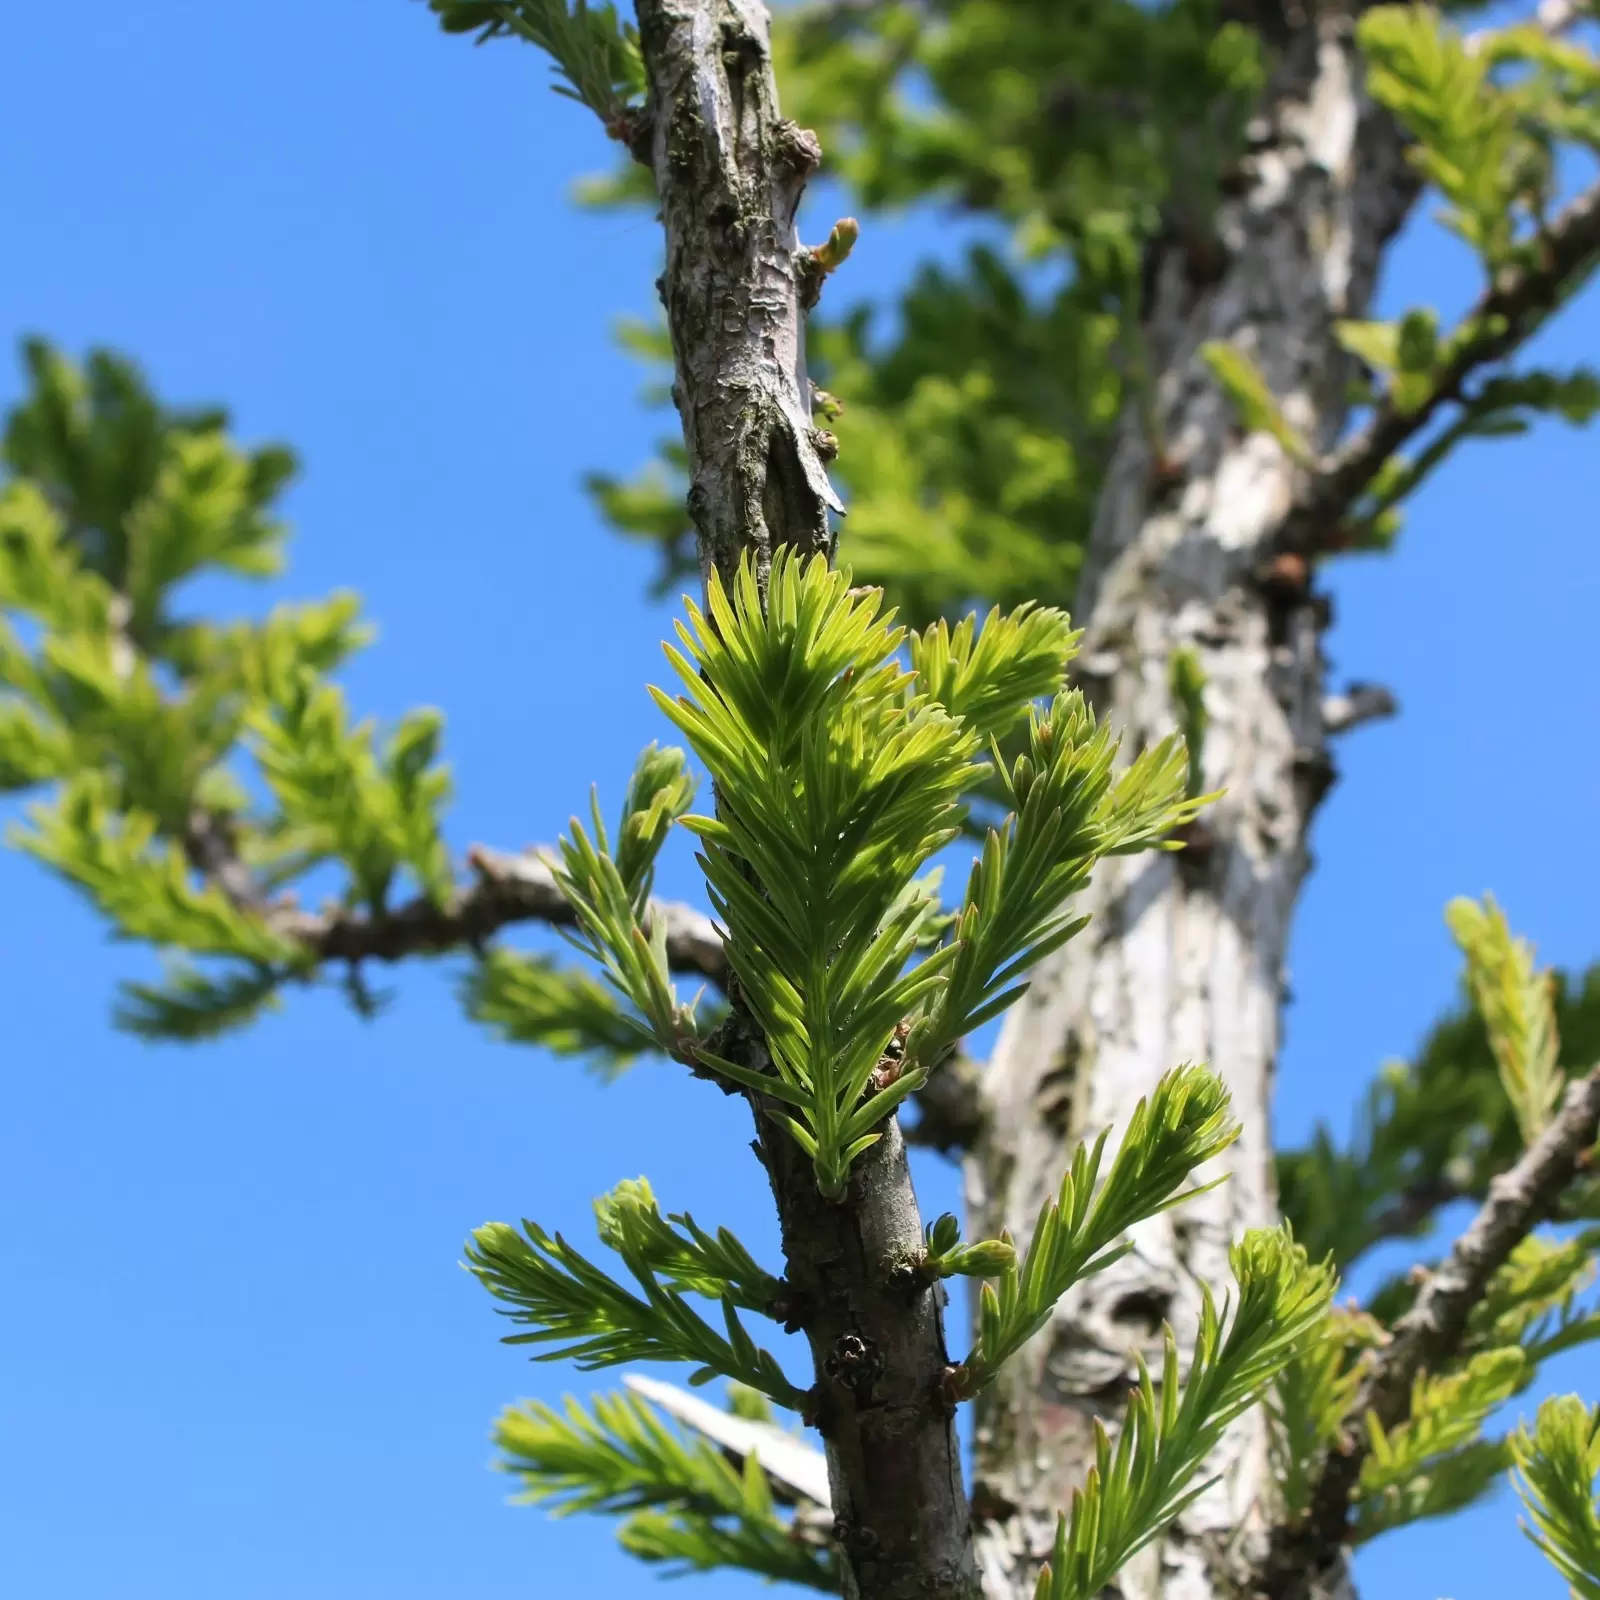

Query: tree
<box><xmin>4</xmin><ymin>3</ymin><xmax>1600</xmax><ymax>1600</ymax></box>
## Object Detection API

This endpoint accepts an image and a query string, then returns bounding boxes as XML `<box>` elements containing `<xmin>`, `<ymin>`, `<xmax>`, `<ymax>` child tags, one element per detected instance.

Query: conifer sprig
<box><xmin>427</xmin><ymin>1</ymin><xmax>645</xmax><ymax>127</ymax></box>
<box><xmin>652</xmin><ymin>551</ymin><xmax>987</xmax><ymax>1194</ymax></box>
<box><xmin>1513</xmin><ymin>1394</ymin><xmax>1600</xmax><ymax>1598</ymax></box>
<box><xmin>1032</xmin><ymin>1228</ymin><xmax>1335</xmax><ymax>1600</ymax></box>
<box><xmin>492</xmin><ymin>1389</ymin><xmax>836</xmax><ymax>1590</ymax></box>
<box><xmin>950</xmin><ymin>1066</ymin><xmax>1239</xmax><ymax>1397</ymax></box>
<box><xmin>645</xmin><ymin>549</ymin><xmax>1197</xmax><ymax>1195</ymax></box>
<box><xmin>1448</xmin><ymin>893</ymin><xmax>1565</xmax><ymax>1143</ymax></box>
<box><xmin>464</xmin><ymin>1187</ymin><xmax>803</xmax><ymax>1409</ymax></box>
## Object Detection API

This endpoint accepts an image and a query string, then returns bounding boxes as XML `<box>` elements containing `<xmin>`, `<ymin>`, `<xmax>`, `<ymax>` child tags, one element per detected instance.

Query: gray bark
<box><xmin>966</xmin><ymin>14</ymin><xmax>1417</xmax><ymax>1599</ymax></box>
<box><xmin>634</xmin><ymin>4</ymin><xmax>981</xmax><ymax>1596</ymax></box>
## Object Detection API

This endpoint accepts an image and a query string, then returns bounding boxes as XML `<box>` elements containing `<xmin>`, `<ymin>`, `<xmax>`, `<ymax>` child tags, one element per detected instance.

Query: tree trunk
<box><xmin>635</xmin><ymin>4</ymin><xmax>981</xmax><ymax>1596</ymax></box>
<box><xmin>967</xmin><ymin>13</ymin><xmax>1417</xmax><ymax>1599</ymax></box>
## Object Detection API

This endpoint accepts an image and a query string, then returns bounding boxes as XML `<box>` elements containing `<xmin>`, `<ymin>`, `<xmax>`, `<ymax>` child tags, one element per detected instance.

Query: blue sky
<box><xmin>1</xmin><ymin>5</ymin><xmax>1597</xmax><ymax>1598</ymax></box>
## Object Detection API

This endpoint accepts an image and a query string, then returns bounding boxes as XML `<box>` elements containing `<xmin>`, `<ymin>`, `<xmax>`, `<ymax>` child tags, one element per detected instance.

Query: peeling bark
<box><xmin>967</xmin><ymin>16</ymin><xmax>1418</xmax><ymax>1600</ymax></box>
<box><xmin>634</xmin><ymin>4</ymin><xmax>980</xmax><ymax>1596</ymax></box>
<box><xmin>636</xmin><ymin>0</ymin><xmax>841</xmax><ymax>596</ymax></box>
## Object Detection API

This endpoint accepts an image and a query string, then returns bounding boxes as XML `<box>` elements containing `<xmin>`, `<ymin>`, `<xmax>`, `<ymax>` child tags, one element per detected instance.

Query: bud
<box><xmin>943</xmin><ymin>1238</ymin><xmax>1018</xmax><ymax>1278</ymax></box>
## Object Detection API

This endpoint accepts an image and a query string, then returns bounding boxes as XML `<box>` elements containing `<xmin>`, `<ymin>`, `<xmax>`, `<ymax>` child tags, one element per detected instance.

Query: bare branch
<box><xmin>1283</xmin><ymin>177</ymin><xmax>1600</xmax><ymax>556</ymax></box>
<box><xmin>1254</xmin><ymin>1063</ymin><xmax>1600</xmax><ymax>1599</ymax></box>
<box><xmin>1321</xmin><ymin>683</ymin><xmax>1398</xmax><ymax>737</ymax></box>
<box><xmin>266</xmin><ymin>844</ymin><xmax>728</xmax><ymax>978</ymax></box>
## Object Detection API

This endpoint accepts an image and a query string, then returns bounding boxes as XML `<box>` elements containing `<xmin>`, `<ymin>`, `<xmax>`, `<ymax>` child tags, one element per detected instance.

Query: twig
<box><xmin>268</xmin><ymin>844</ymin><xmax>728</xmax><ymax>980</ymax></box>
<box><xmin>1321</xmin><ymin>683</ymin><xmax>1398</xmax><ymax>736</ymax></box>
<box><xmin>1253</xmin><ymin>1063</ymin><xmax>1600</xmax><ymax>1599</ymax></box>
<box><xmin>1360</xmin><ymin>1175</ymin><xmax>1467</xmax><ymax>1252</ymax></box>
<box><xmin>1282</xmin><ymin>176</ymin><xmax>1600</xmax><ymax>556</ymax></box>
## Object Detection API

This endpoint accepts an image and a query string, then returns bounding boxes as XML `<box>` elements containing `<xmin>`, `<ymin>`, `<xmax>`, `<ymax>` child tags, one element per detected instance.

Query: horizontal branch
<box><xmin>1283</xmin><ymin>174</ymin><xmax>1600</xmax><ymax>555</ymax></box>
<box><xmin>271</xmin><ymin>845</ymin><xmax>729</xmax><ymax>981</ymax></box>
<box><xmin>1321</xmin><ymin>682</ymin><xmax>1398</xmax><ymax>737</ymax></box>
<box><xmin>1360</xmin><ymin>1174</ymin><xmax>1467</xmax><ymax>1253</ymax></box>
<box><xmin>193</xmin><ymin>823</ymin><xmax>985</xmax><ymax>1148</ymax></box>
<box><xmin>1254</xmin><ymin>1063</ymin><xmax>1600</xmax><ymax>1599</ymax></box>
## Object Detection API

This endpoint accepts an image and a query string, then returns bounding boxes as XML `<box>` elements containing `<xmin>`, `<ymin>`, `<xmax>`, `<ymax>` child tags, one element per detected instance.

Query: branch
<box><xmin>1283</xmin><ymin>176</ymin><xmax>1600</xmax><ymax>555</ymax></box>
<box><xmin>1320</xmin><ymin>683</ymin><xmax>1398</xmax><ymax>737</ymax></box>
<box><xmin>632</xmin><ymin>2</ymin><xmax>981</xmax><ymax>1593</ymax></box>
<box><xmin>1254</xmin><ymin>1063</ymin><xmax>1600</xmax><ymax>1599</ymax></box>
<box><xmin>1361</xmin><ymin>1175</ymin><xmax>1468</xmax><ymax>1252</ymax></box>
<box><xmin>269</xmin><ymin>844</ymin><xmax>727</xmax><ymax>978</ymax></box>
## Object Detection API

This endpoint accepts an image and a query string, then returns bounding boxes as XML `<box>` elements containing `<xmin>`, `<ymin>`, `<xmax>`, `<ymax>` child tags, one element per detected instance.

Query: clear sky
<box><xmin>1</xmin><ymin>5</ymin><xmax>1597</xmax><ymax>1598</ymax></box>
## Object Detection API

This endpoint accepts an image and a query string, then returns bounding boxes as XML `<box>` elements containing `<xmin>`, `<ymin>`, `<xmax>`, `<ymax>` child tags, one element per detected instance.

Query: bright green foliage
<box><xmin>1199</xmin><ymin>343</ymin><xmax>1312</xmax><ymax>465</ymax></box>
<box><xmin>654</xmin><ymin>551</ymin><xmax>986</xmax><ymax>1192</ymax></box>
<box><xmin>1355</xmin><ymin>1348</ymin><xmax>1528</xmax><ymax>1541</ymax></box>
<box><xmin>955</xmin><ymin>1066</ymin><xmax>1238</xmax><ymax>1394</ymax></box>
<box><xmin>3</xmin><ymin>339</ymin><xmax>288</xmax><ymax>619</ymax></box>
<box><xmin>13</xmin><ymin>0</ymin><xmax>1600</xmax><ymax>1589</ymax></box>
<box><xmin>248</xmin><ymin>675</ymin><xmax>453</xmax><ymax>912</ymax></box>
<box><xmin>1361</xmin><ymin>5</ymin><xmax>1530</xmax><ymax>264</ymax></box>
<box><xmin>629</xmin><ymin>550</ymin><xmax>1196</xmax><ymax>1194</ymax></box>
<box><xmin>428</xmin><ymin>1</ymin><xmax>644</xmax><ymax>124</ymax></box>
<box><xmin>492</xmin><ymin>1390</ymin><xmax>836</xmax><ymax>1589</ymax></box>
<box><xmin>591</xmin><ymin>1178</ymin><xmax>786</xmax><ymax>1316</ymax></box>
<box><xmin>1448</xmin><ymin>893</ymin><xmax>1564</xmax><ymax>1144</ymax></box>
<box><xmin>115</xmin><ymin>959</ymin><xmax>287</xmax><ymax>1042</ymax></box>
<box><xmin>17</xmin><ymin>773</ymin><xmax>297</xmax><ymax>964</ymax></box>
<box><xmin>908</xmin><ymin>603</ymin><xmax>1082</xmax><ymax>743</ymax></box>
<box><xmin>464</xmin><ymin>1201</ymin><xmax>804</xmax><ymax>1408</ymax></box>
<box><xmin>1466</xmin><ymin>1233</ymin><xmax>1600</xmax><ymax>1364</ymax></box>
<box><xmin>922</xmin><ymin>1210</ymin><xmax>1019</xmax><ymax>1281</ymax></box>
<box><xmin>0</xmin><ymin>342</ymin><xmax>502</xmax><ymax>1036</ymax></box>
<box><xmin>1268</xmin><ymin>1305</ymin><xmax>1388</xmax><ymax>1522</ymax></box>
<box><xmin>1316</xmin><ymin>5</ymin><xmax>1600</xmax><ymax>545</ymax></box>
<box><xmin>464</xmin><ymin>946</ymin><xmax>647</xmax><ymax>1068</ymax></box>
<box><xmin>1166</xmin><ymin>648</ymin><xmax>1208</xmax><ymax>801</ymax></box>
<box><xmin>1277</xmin><ymin>904</ymin><xmax>1600</xmax><ymax>1273</ymax></box>
<box><xmin>546</xmin><ymin>743</ymin><xmax>706</xmax><ymax>1059</ymax></box>
<box><xmin>1357</xmin><ymin>6</ymin><xmax>1600</xmax><ymax>271</ymax></box>
<box><xmin>1031</xmin><ymin>1228</ymin><xmax>1334</xmax><ymax>1600</ymax></box>
<box><xmin>1514</xmin><ymin>1395</ymin><xmax>1600</xmax><ymax>1598</ymax></box>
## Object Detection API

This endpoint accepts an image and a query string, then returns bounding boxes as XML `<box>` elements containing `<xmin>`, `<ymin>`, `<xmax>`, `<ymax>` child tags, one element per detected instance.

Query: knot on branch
<box><xmin>824</xmin><ymin>1331</ymin><xmax>884</xmax><ymax>1394</ymax></box>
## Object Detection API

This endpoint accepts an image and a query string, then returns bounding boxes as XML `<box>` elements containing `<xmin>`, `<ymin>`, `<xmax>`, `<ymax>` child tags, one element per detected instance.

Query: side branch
<box><xmin>269</xmin><ymin>845</ymin><xmax>728</xmax><ymax>979</ymax></box>
<box><xmin>1284</xmin><ymin>176</ymin><xmax>1600</xmax><ymax>554</ymax></box>
<box><xmin>1255</xmin><ymin>1063</ymin><xmax>1600</xmax><ymax>1598</ymax></box>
